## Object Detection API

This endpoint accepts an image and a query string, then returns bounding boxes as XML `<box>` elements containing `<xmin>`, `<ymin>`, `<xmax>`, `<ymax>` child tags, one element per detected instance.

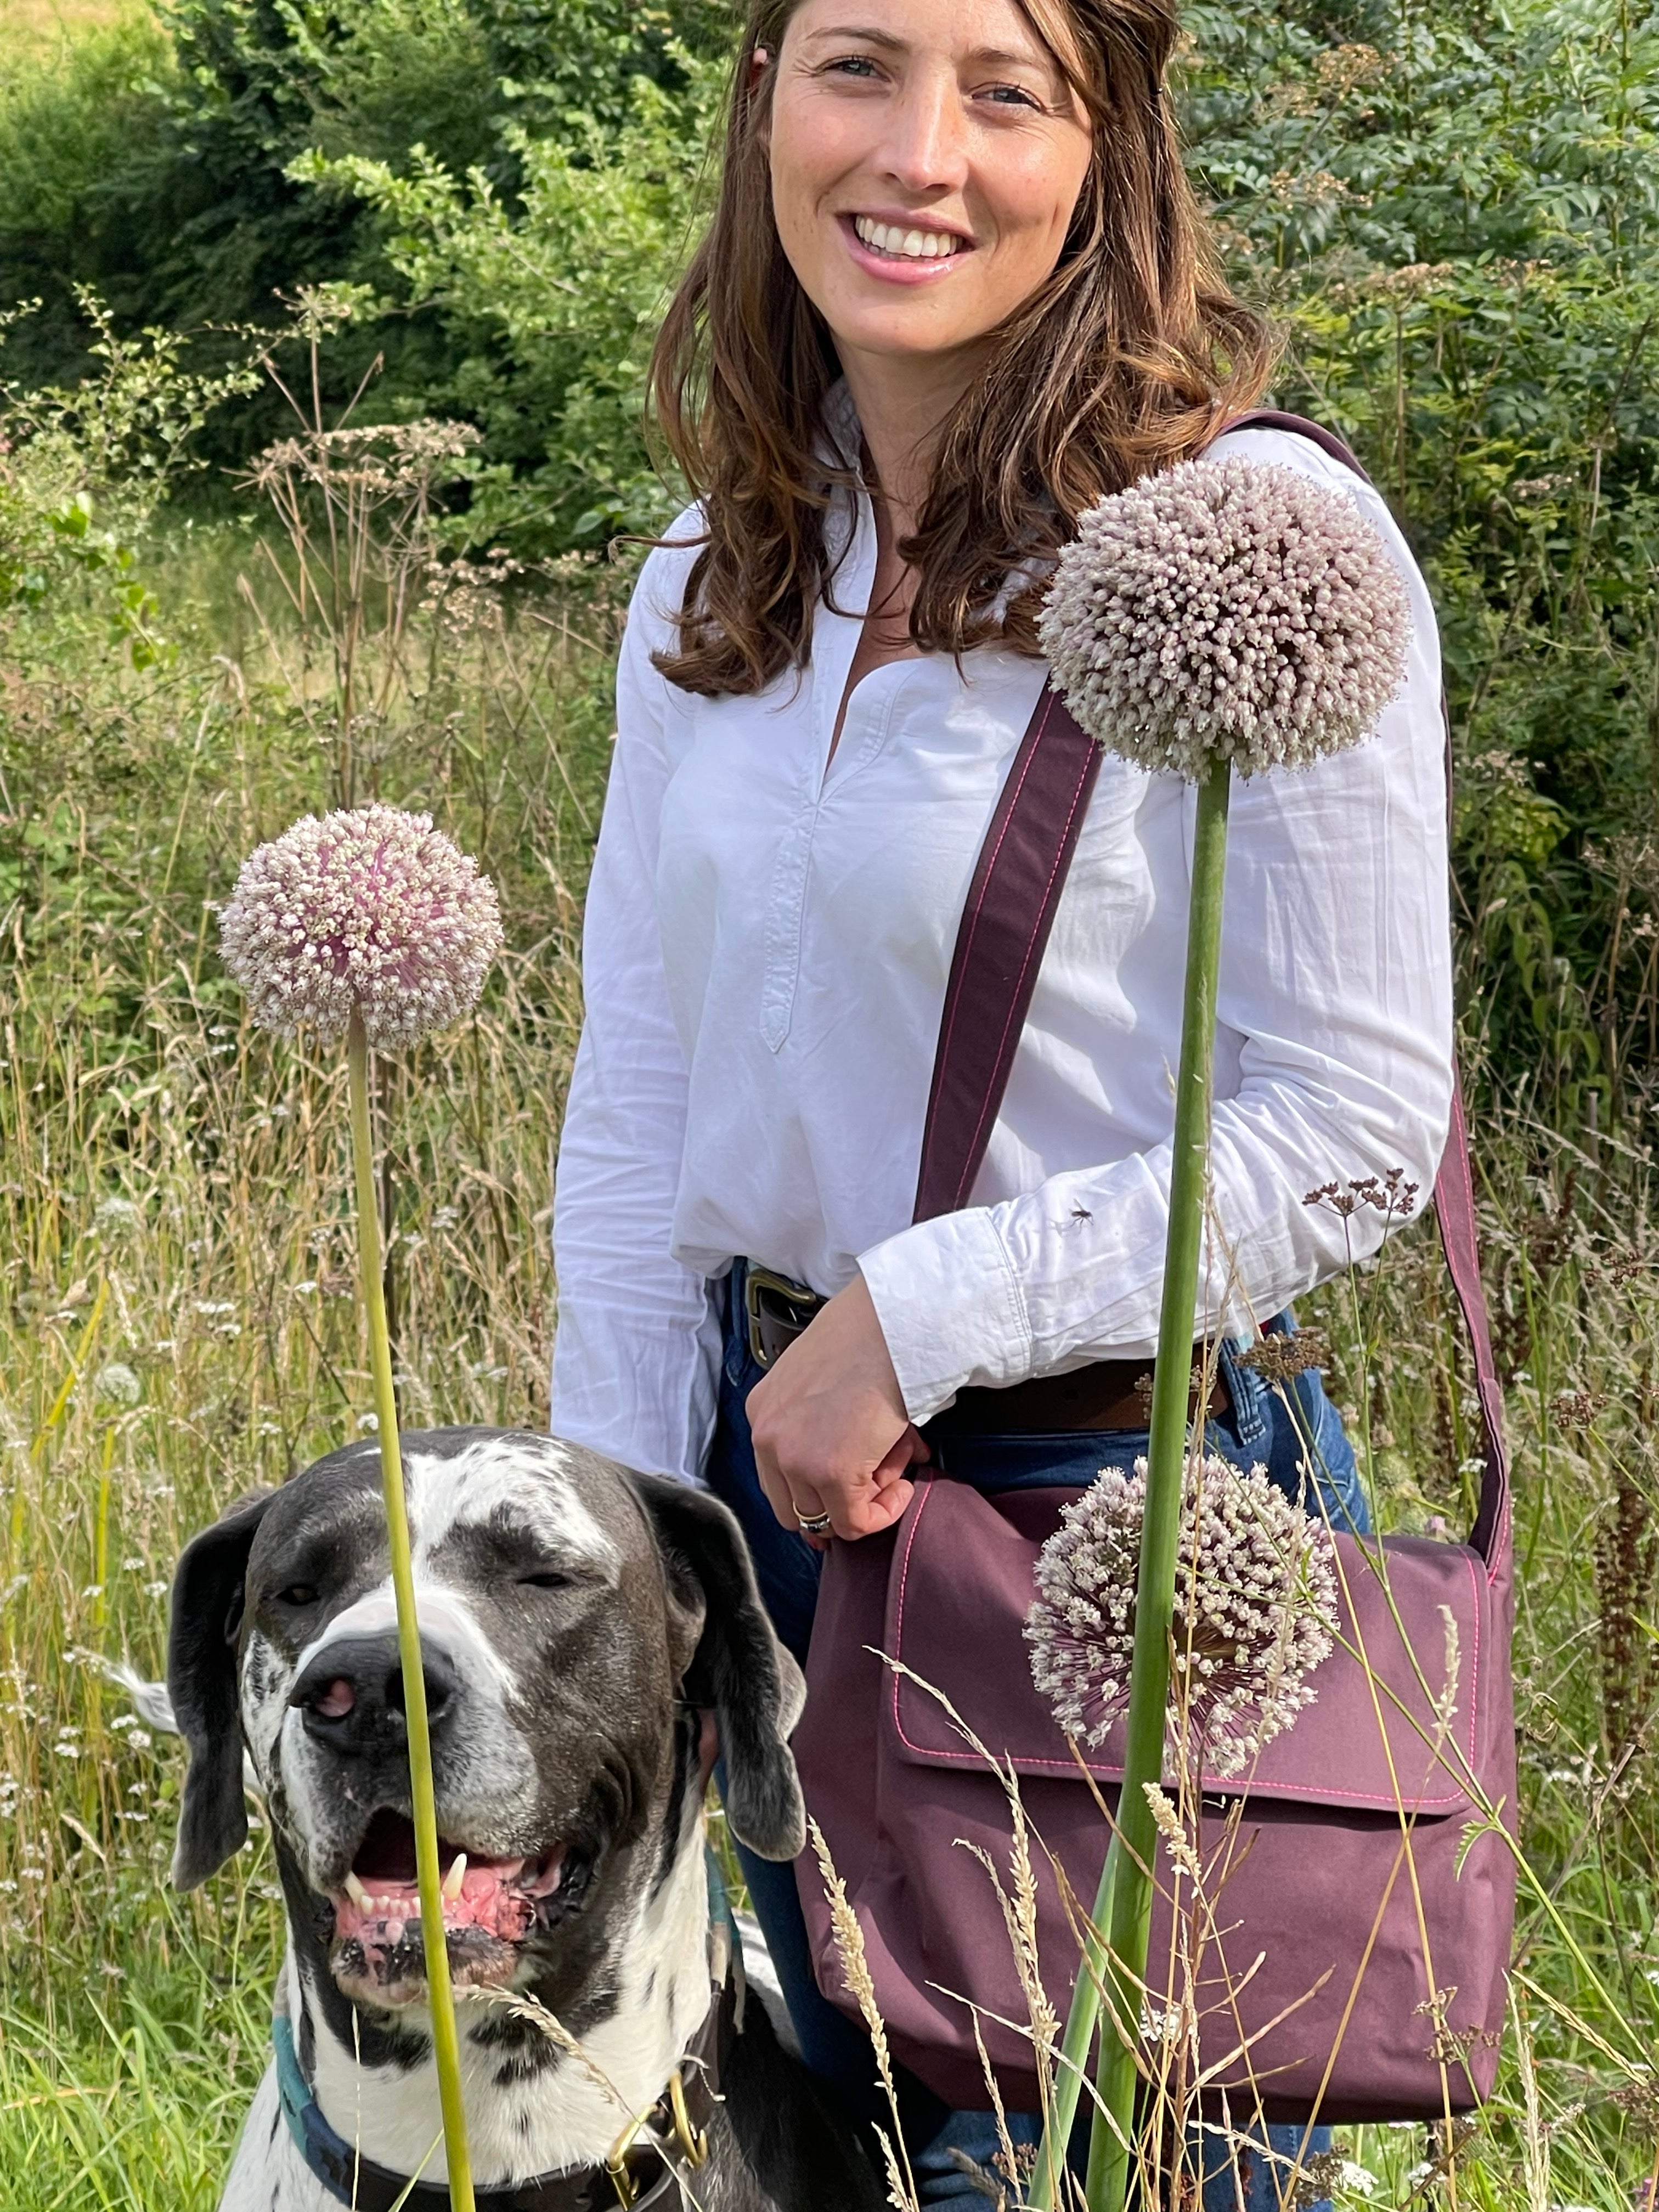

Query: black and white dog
<box><xmin>168</xmin><ymin>1426</ymin><xmax>882</xmax><ymax>2211</ymax></box>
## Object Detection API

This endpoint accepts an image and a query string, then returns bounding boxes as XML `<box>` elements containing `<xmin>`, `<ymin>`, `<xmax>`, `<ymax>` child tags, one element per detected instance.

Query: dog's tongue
<box><xmin>336</xmin><ymin>1859</ymin><xmax>543</xmax><ymax>1947</ymax></box>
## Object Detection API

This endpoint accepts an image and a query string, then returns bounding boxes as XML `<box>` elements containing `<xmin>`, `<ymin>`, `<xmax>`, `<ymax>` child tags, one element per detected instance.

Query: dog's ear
<box><xmin>631</xmin><ymin>1474</ymin><xmax>807</xmax><ymax>1863</ymax></box>
<box><xmin>167</xmin><ymin>1489</ymin><xmax>275</xmax><ymax>1891</ymax></box>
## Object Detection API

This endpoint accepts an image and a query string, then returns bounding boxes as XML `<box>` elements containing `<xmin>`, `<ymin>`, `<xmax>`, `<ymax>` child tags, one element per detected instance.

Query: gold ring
<box><xmin>795</xmin><ymin>1509</ymin><xmax>832</xmax><ymax>1534</ymax></box>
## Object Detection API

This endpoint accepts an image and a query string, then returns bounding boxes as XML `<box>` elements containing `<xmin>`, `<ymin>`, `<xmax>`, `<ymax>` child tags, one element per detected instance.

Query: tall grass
<box><xmin>0</xmin><ymin>430</ymin><xmax>623</xmax><ymax>2197</ymax></box>
<box><xmin>2</xmin><ymin>419</ymin><xmax>1656</xmax><ymax>2205</ymax></box>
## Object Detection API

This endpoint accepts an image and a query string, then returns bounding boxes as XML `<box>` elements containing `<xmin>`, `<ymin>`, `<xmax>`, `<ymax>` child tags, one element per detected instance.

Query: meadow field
<box><xmin>2</xmin><ymin>0</ymin><xmax>1658</xmax><ymax>2202</ymax></box>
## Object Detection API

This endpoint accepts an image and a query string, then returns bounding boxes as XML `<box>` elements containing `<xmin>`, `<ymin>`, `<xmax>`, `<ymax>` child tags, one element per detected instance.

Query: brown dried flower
<box><xmin>1238</xmin><ymin>1329</ymin><xmax>1330</xmax><ymax>1385</ymax></box>
<box><xmin>1304</xmin><ymin>1170</ymin><xmax>1419</xmax><ymax>1220</ymax></box>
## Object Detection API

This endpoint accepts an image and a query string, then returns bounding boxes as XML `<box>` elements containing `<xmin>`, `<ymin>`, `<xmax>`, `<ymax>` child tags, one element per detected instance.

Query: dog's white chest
<box><xmin>220</xmin><ymin>2064</ymin><xmax>337</xmax><ymax>2212</ymax></box>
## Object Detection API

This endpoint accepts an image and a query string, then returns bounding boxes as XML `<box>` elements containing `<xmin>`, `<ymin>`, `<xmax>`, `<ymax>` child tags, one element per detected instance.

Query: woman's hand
<box><xmin>746</xmin><ymin>1272</ymin><xmax>929</xmax><ymax>1544</ymax></box>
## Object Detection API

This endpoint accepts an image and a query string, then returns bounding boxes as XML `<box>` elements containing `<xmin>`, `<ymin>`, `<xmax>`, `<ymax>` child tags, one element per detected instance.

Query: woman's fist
<box><xmin>745</xmin><ymin>1271</ymin><xmax>928</xmax><ymax>1544</ymax></box>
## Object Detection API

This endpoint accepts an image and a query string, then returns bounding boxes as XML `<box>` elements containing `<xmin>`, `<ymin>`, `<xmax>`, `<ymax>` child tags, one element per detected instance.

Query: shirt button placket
<box><xmin>760</xmin><ymin>802</ymin><xmax>817</xmax><ymax>1053</ymax></box>
<box><xmin>760</xmin><ymin>661</ymin><xmax>840</xmax><ymax>1053</ymax></box>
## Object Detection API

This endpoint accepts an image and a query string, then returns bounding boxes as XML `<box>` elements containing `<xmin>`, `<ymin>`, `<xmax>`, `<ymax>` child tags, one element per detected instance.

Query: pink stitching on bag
<box><xmin>885</xmin><ymin>1486</ymin><xmax>1483</xmax><ymax>1810</ymax></box>
<box><xmin>888</xmin><ymin>1476</ymin><xmax>935</xmax><ymax>1744</ymax></box>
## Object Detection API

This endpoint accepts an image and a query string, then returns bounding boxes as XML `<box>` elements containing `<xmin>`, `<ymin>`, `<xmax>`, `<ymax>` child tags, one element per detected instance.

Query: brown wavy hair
<box><xmin>650</xmin><ymin>0</ymin><xmax>1277</xmax><ymax>697</ymax></box>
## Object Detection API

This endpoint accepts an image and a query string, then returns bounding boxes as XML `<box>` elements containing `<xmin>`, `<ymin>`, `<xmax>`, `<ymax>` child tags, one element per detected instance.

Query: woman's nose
<box><xmin>877</xmin><ymin>69</ymin><xmax>970</xmax><ymax>195</ymax></box>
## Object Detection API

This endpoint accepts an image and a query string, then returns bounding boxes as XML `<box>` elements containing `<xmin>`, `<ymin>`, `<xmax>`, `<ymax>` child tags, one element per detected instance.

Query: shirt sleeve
<box><xmin>550</xmin><ymin>522</ymin><xmax>725</xmax><ymax>1483</ymax></box>
<box><xmin>859</xmin><ymin>435</ymin><xmax>1455</xmax><ymax>1424</ymax></box>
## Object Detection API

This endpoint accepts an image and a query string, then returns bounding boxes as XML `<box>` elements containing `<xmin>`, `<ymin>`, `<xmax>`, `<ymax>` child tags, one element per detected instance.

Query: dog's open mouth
<box><xmin>329</xmin><ymin>1809</ymin><xmax>592</xmax><ymax>2006</ymax></box>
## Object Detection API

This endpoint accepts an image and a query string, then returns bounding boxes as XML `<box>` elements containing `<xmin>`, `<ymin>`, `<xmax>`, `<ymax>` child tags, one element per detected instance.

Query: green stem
<box><xmin>348</xmin><ymin>1015</ymin><xmax>476</xmax><ymax>2212</ymax></box>
<box><xmin>1085</xmin><ymin>760</ymin><xmax>1233</xmax><ymax>2212</ymax></box>
<box><xmin>1028</xmin><ymin>1843</ymin><xmax>1119</xmax><ymax>2209</ymax></box>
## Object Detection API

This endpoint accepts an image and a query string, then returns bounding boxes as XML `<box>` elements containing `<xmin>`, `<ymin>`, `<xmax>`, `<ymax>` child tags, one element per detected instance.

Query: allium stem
<box><xmin>1026</xmin><ymin>1855</ymin><xmax>1116</xmax><ymax>2210</ymax></box>
<box><xmin>348</xmin><ymin>1014</ymin><xmax>476</xmax><ymax>2212</ymax></box>
<box><xmin>1088</xmin><ymin>758</ymin><xmax>1232</xmax><ymax>2212</ymax></box>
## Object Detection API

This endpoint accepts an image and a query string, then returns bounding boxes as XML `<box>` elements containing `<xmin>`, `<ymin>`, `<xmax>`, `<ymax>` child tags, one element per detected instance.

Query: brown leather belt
<box><xmin>739</xmin><ymin>1263</ymin><xmax>1229</xmax><ymax>1434</ymax></box>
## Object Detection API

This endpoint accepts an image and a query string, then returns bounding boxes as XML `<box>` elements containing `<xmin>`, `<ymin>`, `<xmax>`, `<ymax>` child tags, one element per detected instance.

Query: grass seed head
<box><xmin>218</xmin><ymin>803</ymin><xmax>503</xmax><ymax>1048</ymax></box>
<box><xmin>1037</xmin><ymin>456</ymin><xmax>1412</xmax><ymax>780</ymax></box>
<box><xmin>1025</xmin><ymin>1453</ymin><xmax>1339</xmax><ymax>1775</ymax></box>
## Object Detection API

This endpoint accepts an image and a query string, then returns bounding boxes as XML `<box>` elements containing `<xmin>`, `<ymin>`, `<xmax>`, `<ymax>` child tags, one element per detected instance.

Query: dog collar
<box><xmin>273</xmin><ymin>1953</ymin><xmax>735</xmax><ymax>2212</ymax></box>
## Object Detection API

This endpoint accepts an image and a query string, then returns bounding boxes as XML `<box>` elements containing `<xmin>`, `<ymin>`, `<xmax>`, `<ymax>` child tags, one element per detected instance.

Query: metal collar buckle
<box><xmin>742</xmin><ymin>1265</ymin><xmax>823</xmax><ymax>1371</ymax></box>
<box><xmin>602</xmin><ymin>2068</ymin><xmax>709</xmax><ymax>2208</ymax></box>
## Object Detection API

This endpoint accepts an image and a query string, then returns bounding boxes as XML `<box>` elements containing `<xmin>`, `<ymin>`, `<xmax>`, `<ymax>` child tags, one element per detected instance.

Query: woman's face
<box><xmin>765</xmin><ymin>0</ymin><xmax>1093</xmax><ymax>375</ymax></box>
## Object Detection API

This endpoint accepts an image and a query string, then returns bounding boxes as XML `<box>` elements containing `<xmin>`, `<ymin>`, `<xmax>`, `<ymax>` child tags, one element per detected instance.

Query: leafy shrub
<box><xmin>1182</xmin><ymin>0</ymin><xmax>1659</xmax><ymax>1107</ymax></box>
<box><xmin>4</xmin><ymin>0</ymin><xmax>1657</xmax><ymax>1102</ymax></box>
<box><xmin>0</xmin><ymin>298</ymin><xmax>257</xmax><ymax>675</ymax></box>
<box><xmin>298</xmin><ymin>57</ymin><xmax>723</xmax><ymax>548</ymax></box>
<box><xmin>0</xmin><ymin>0</ymin><xmax>733</xmax><ymax>460</ymax></box>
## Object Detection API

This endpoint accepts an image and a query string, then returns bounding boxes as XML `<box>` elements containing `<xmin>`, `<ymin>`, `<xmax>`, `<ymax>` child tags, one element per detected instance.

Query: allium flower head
<box><xmin>1025</xmin><ymin>1453</ymin><xmax>1338</xmax><ymax>1776</ymax></box>
<box><xmin>1037</xmin><ymin>456</ymin><xmax>1412</xmax><ymax>780</ymax></box>
<box><xmin>218</xmin><ymin>804</ymin><xmax>502</xmax><ymax>1048</ymax></box>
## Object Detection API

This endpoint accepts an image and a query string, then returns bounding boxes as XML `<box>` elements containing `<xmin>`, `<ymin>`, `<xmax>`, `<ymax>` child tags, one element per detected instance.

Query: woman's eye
<box><xmin>824</xmin><ymin>54</ymin><xmax>881</xmax><ymax>79</ymax></box>
<box><xmin>980</xmin><ymin>83</ymin><xmax>1043</xmax><ymax>109</ymax></box>
<box><xmin>275</xmin><ymin>1583</ymin><xmax>318</xmax><ymax>1607</ymax></box>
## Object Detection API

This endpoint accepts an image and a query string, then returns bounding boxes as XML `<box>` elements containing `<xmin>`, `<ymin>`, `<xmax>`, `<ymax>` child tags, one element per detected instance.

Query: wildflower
<box><xmin>1551</xmin><ymin>1385</ymin><xmax>1607</xmax><ymax>1434</ymax></box>
<box><xmin>94</xmin><ymin>1362</ymin><xmax>142</xmax><ymax>1408</ymax></box>
<box><xmin>94</xmin><ymin>1195</ymin><xmax>142</xmax><ymax>1239</ymax></box>
<box><xmin>1037</xmin><ymin>457</ymin><xmax>1411</xmax><ymax>781</ymax></box>
<box><xmin>1237</xmin><ymin>1328</ymin><xmax>1330</xmax><ymax>1385</ymax></box>
<box><xmin>218</xmin><ymin>803</ymin><xmax>502</xmax><ymax>1048</ymax></box>
<box><xmin>1026</xmin><ymin>1453</ymin><xmax>1338</xmax><ymax>1775</ymax></box>
<box><xmin>1304</xmin><ymin>1171</ymin><xmax>1419</xmax><ymax>1220</ymax></box>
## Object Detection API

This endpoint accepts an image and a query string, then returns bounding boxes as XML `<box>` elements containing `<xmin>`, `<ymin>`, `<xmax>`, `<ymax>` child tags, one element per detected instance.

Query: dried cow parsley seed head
<box><xmin>1025</xmin><ymin>1453</ymin><xmax>1339</xmax><ymax>1776</ymax></box>
<box><xmin>1037</xmin><ymin>456</ymin><xmax>1412</xmax><ymax>781</ymax></box>
<box><xmin>219</xmin><ymin>804</ymin><xmax>503</xmax><ymax>1048</ymax></box>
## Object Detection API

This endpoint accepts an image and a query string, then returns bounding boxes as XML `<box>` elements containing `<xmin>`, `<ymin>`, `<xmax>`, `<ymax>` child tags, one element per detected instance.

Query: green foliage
<box><xmin>297</xmin><ymin>57</ymin><xmax>724</xmax><ymax>548</ymax></box>
<box><xmin>0</xmin><ymin>298</ymin><xmax>258</xmax><ymax>670</ymax></box>
<box><xmin>3</xmin><ymin>0</ymin><xmax>1657</xmax><ymax>1090</ymax></box>
<box><xmin>1180</xmin><ymin>0</ymin><xmax>1659</xmax><ymax>1107</ymax></box>
<box><xmin>0</xmin><ymin>12</ymin><xmax>1657</xmax><ymax>2194</ymax></box>
<box><xmin>0</xmin><ymin>0</ymin><xmax>734</xmax><ymax>461</ymax></box>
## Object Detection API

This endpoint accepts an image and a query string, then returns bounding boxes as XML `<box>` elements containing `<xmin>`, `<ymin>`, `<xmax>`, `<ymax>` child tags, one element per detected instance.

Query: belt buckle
<box><xmin>743</xmin><ymin>1265</ymin><xmax>822</xmax><ymax>1370</ymax></box>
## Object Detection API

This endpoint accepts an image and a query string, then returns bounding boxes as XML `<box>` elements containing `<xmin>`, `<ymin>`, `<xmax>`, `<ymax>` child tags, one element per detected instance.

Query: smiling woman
<box><xmin>552</xmin><ymin>0</ymin><xmax>1454</xmax><ymax>2204</ymax></box>
<box><xmin>648</xmin><ymin>0</ymin><xmax>1273</xmax><ymax>697</ymax></box>
<box><xmin>767</xmin><ymin>9</ymin><xmax>1091</xmax><ymax>352</ymax></box>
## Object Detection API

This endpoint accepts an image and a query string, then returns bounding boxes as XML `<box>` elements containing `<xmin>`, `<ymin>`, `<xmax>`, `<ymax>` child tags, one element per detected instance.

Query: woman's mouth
<box><xmin>842</xmin><ymin>213</ymin><xmax>972</xmax><ymax>280</ymax></box>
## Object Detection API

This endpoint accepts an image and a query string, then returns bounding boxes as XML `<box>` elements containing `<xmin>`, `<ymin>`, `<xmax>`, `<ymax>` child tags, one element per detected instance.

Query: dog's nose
<box><xmin>290</xmin><ymin>1633</ymin><xmax>461</xmax><ymax>1753</ymax></box>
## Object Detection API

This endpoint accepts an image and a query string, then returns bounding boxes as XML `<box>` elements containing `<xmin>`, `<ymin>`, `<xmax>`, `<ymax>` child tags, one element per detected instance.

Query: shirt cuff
<box><xmin>858</xmin><ymin>1211</ymin><xmax>1034</xmax><ymax>1425</ymax></box>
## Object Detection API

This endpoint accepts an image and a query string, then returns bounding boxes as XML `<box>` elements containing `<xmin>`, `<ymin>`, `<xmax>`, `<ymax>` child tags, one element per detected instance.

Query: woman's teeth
<box><xmin>853</xmin><ymin>217</ymin><xmax>963</xmax><ymax>261</ymax></box>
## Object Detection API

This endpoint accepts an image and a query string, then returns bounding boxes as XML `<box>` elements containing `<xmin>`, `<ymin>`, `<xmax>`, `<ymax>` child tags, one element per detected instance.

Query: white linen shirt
<box><xmin>550</xmin><ymin>421</ymin><xmax>1454</xmax><ymax>1484</ymax></box>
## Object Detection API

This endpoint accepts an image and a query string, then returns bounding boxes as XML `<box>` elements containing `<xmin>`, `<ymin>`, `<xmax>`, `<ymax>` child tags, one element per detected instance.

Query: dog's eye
<box><xmin>274</xmin><ymin>1582</ymin><xmax>319</xmax><ymax>1607</ymax></box>
<box><xmin>518</xmin><ymin>1568</ymin><xmax>572</xmax><ymax>1593</ymax></box>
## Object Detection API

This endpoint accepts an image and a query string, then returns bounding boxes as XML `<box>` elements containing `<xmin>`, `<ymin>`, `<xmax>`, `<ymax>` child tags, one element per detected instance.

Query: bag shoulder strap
<box><xmin>912</xmin><ymin>405</ymin><xmax>1509</xmax><ymax>1569</ymax></box>
<box><xmin>913</xmin><ymin>686</ymin><xmax>1102</xmax><ymax>1222</ymax></box>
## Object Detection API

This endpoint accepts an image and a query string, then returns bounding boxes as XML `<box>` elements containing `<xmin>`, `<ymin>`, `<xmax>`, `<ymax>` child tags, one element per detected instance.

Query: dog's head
<box><xmin>168</xmin><ymin>1430</ymin><xmax>805</xmax><ymax>2015</ymax></box>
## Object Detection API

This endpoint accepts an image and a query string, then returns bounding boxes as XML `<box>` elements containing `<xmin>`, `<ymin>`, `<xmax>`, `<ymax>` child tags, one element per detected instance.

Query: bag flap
<box><xmin>885</xmin><ymin>1479</ymin><xmax>1489</xmax><ymax>1815</ymax></box>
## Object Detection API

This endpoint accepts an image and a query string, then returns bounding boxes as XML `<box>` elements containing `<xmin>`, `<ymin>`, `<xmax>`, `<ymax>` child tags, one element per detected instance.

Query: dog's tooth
<box><xmin>343</xmin><ymin>1871</ymin><xmax>369</xmax><ymax>1909</ymax></box>
<box><xmin>442</xmin><ymin>1853</ymin><xmax>467</xmax><ymax>1903</ymax></box>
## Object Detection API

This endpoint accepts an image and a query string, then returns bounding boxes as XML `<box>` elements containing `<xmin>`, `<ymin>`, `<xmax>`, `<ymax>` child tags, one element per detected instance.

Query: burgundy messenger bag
<box><xmin>791</xmin><ymin>414</ymin><xmax>1517</xmax><ymax>2124</ymax></box>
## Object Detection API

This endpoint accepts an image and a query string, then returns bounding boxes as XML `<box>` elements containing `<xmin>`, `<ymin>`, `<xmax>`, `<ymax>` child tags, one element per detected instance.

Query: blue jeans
<box><xmin>710</xmin><ymin>1266</ymin><xmax>1365</xmax><ymax>2209</ymax></box>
